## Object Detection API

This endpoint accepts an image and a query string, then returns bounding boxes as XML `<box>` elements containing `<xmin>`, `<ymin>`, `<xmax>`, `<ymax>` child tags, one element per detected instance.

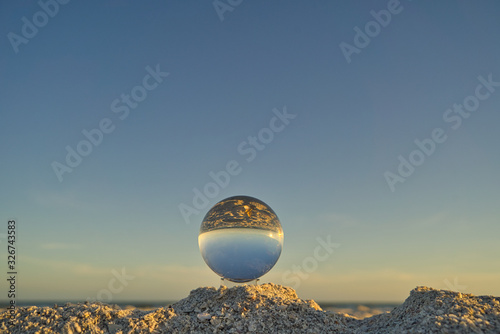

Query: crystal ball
<box><xmin>198</xmin><ymin>195</ymin><xmax>284</xmax><ymax>283</ymax></box>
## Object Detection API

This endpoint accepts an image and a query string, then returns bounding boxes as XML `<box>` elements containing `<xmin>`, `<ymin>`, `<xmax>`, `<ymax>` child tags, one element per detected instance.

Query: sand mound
<box><xmin>1</xmin><ymin>284</ymin><xmax>499</xmax><ymax>333</ymax></box>
<box><xmin>356</xmin><ymin>286</ymin><xmax>500</xmax><ymax>333</ymax></box>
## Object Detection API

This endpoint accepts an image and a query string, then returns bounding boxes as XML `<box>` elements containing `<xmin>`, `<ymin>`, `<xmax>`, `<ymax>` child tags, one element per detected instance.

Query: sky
<box><xmin>1</xmin><ymin>0</ymin><xmax>499</xmax><ymax>304</ymax></box>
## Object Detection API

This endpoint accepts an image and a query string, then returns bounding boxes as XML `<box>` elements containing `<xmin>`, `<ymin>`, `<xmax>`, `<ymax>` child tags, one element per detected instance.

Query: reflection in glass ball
<box><xmin>199</xmin><ymin>195</ymin><xmax>284</xmax><ymax>283</ymax></box>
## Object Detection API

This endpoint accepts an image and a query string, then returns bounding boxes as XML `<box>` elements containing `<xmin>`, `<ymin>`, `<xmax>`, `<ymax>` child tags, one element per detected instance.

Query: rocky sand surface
<box><xmin>1</xmin><ymin>284</ymin><xmax>499</xmax><ymax>333</ymax></box>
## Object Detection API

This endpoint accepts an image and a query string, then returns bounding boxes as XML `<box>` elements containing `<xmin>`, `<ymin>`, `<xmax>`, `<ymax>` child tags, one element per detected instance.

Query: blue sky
<box><xmin>1</xmin><ymin>0</ymin><xmax>499</xmax><ymax>303</ymax></box>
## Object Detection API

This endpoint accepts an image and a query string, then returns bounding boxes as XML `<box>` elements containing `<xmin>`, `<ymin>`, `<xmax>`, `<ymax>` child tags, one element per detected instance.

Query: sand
<box><xmin>1</xmin><ymin>284</ymin><xmax>499</xmax><ymax>333</ymax></box>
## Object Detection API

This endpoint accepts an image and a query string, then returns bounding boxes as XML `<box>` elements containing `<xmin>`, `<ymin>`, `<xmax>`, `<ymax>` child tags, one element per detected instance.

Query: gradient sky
<box><xmin>1</xmin><ymin>1</ymin><xmax>499</xmax><ymax>304</ymax></box>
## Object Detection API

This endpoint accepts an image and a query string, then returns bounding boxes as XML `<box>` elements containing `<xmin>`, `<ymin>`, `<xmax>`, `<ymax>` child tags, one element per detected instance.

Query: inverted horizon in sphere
<box><xmin>199</xmin><ymin>195</ymin><xmax>283</xmax><ymax>234</ymax></box>
<box><xmin>199</xmin><ymin>195</ymin><xmax>284</xmax><ymax>282</ymax></box>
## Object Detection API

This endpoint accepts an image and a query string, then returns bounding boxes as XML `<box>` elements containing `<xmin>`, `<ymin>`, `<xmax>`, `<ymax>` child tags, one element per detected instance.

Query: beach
<box><xmin>1</xmin><ymin>284</ymin><xmax>499</xmax><ymax>333</ymax></box>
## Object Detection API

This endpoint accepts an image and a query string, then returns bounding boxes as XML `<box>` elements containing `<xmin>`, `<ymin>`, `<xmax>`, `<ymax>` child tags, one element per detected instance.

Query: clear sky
<box><xmin>1</xmin><ymin>1</ymin><xmax>499</xmax><ymax>304</ymax></box>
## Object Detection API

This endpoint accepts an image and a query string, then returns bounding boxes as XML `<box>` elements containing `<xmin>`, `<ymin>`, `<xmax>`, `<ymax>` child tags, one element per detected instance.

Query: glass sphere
<box><xmin>199</xmin><ymin>195</ymin><xmax>284</xmax><ymax>283</ymax></box>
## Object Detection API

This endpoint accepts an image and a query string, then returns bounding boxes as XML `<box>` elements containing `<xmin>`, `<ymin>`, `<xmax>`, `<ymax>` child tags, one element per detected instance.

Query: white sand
<box><xmin>1</xmin><ymin>284</ymin><xmax>499</xmax><ymax>333</ymax></box>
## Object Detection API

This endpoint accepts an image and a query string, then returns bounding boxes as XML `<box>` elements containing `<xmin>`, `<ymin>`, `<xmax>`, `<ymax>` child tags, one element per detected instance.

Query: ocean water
<box><xmin>198</xmin><ymin>228</ymin><xmax>283</xmax><ymax>282</ymax></box>
<box><xmin>321</xmin><ymin>303</ymin><xmax>398</xmax><ymax>319</ymax></box>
